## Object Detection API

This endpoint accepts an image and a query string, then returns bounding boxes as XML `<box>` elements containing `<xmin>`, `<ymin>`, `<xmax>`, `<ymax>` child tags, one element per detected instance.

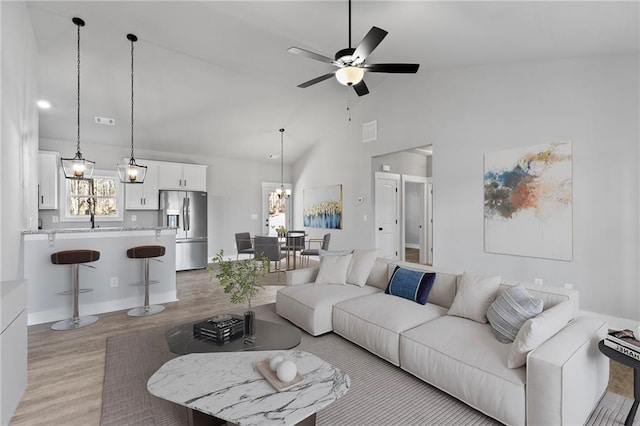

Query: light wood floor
<box><xmin>10</xmin><ymin>265</ymin><xmax>633</xmax><ymax>425</ymax></box>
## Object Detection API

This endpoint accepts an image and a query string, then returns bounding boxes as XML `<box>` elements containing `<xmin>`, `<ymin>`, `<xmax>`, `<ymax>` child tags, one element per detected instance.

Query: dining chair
<box><xmin>254</xmin><ymin>236</ymin><xmax>286</xmax><ymax>280</ymax></box>
<box><xmin>301</xmin><ymin>233</ymin><xmax>331</xmax><ymax>267</ymax></box>
<box><xmin>281</xmin><ymin>230</ymin><xmax>306</xmax><ymax>270</ymax></box>
<box><xmin>235</xmin><ymin>232</ymin><xmax>255</xmax><ymax>260</ymax></box>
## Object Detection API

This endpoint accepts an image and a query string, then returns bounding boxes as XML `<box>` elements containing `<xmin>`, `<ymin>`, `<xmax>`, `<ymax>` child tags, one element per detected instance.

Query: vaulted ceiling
<box><xmin>26</xmin><ymin>1</ymin><xmax>639</xmax><ymax>164</ymax></box>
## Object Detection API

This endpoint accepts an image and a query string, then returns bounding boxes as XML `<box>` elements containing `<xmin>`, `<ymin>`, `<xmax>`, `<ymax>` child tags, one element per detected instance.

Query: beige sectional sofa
<box><xmin>276</xmin><ymin>257</ymin><xmax>609</xmax><ymax>426</ymax></box>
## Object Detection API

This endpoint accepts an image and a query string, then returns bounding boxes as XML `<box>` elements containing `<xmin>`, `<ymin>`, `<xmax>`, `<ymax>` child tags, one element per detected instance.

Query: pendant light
<box><xmin>117</xmin><ymin>33</ymin><xmax>147</xmax><ymax>183</ymax></box>
<box><xmin>275</xmin><ymin>128</ymin><xmax>291</xmax><ymax>199</ymax></box>
<box><xmin>61</xmin><ymin>17</ymin><xmax>95</xmax><ymax>180</ymax></box>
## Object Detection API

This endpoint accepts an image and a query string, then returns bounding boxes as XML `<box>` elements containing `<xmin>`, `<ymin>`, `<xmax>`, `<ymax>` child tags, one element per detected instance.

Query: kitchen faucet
<box><xmin>88</xmin><ymin>180</ymin><xmax>96</xmax><ymax>229</ymax></box>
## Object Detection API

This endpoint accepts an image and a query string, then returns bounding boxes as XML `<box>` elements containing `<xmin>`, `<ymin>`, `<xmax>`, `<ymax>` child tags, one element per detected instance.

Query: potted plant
<box><xmin>275</xmin><ymin>226</ymin><xmax>287</xmax><ymax>237</ymax></box>
<box><xmin>210</xmin><ymin>250</ymin><xmax>269</xmax><ymax>344</ymax></box>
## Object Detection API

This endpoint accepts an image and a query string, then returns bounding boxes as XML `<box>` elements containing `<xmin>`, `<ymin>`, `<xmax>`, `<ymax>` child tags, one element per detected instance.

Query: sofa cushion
<box><xmin>388</xmin><ymin>262</ymin><xmax>462</xmax><ymax>308</ymax></box>
<box><xmin>507</xmin><ymin>300</ymin><xmax>573</xmax><ymax>368</ymax></box>
<box><xmin>385</xmin><ymin>266</ymin><xmax>435</xmax><ymax>305</ymax></box>
<box><xmin>276</xmin><ymin>283</ymin><xmax>380</xmax><ymax>336</ymax></box>
<box><xmin>487</xmin><ymin>285</ymin><xmax>543</xmax><ymax>343</ymax></box>
<box><xmin>366</xmin><ymin>258</ymin><xmax>392</xmax><ymax>290</ymax></box>
<box><xmin>346</xmin><ymin>249</ymin><xmax>378</xmax><ymax>287</ymax></box>
<box><xmin>447</xmin><ymin>272</ymin><xmax>501</xmax><ymax>323</ymax></box>
<box><xmin>315</xmin><ymin>253</ymin><xmax>353</xmax><ymax>285</ymax></box>
<box><xmin>333</xmin><ymin>293</ymin><xmax>447</xmax><ymax>365</ymax></box>
<box><xmin>399</xmin><ymin>316</ymin><xmax>526</xmax><ymax>426</ymax></box>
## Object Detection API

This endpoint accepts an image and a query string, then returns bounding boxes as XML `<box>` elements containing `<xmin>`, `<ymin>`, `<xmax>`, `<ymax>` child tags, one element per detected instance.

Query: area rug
<box><xmin>102</xmin><ymin>303</ymin><xmax>637</xmax><ymax>426</ymax></box>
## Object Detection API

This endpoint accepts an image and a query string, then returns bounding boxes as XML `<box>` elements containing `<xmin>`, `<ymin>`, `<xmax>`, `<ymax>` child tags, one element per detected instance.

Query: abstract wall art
<box><xmin>303</xmin><ymin>184</ymin><xmax>342</xmax><ymax>229</ymax></box>
<box><xmin>484</xmin><ymin>141</ymin><xmax>573</xmax><ymax>261</ymax></box>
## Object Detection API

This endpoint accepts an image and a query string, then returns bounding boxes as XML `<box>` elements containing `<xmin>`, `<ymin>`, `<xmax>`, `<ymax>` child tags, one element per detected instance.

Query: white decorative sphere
<box><xmin>269</xmin><ymin>355</ymin><xmax>284</xmax><ymax>372</ymax></box>
<box><xmin>276</xmin><ymin>360</ymin><xmax>297</xmax><ymax>383</ymax></box>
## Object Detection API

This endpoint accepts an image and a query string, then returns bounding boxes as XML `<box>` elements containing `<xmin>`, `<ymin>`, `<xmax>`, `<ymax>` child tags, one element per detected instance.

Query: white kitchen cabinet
<box><xmin>38</xmin><ymin>151</ymin><xmax>59</xmax><ymax>210</ymax></box>
<box><xmin>125</xmin><ymin>160</ymin><xmax>159</xmax><ymax>210</ymax></box>
<box><xmin>1</xmin><ymin>280</ymin><xmax>27</xmax><ymax>426</ymax></box>
<box><xmin>157</xmin><ymin>161</ymin><xmax>207</xmax><ymax>191</ymax></box>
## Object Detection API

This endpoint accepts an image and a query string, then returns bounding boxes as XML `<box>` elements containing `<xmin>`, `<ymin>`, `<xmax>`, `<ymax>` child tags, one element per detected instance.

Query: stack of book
<box><xmin>193</xmin><ymin>315</ymin><xmax>244</xmax><ymax>345</ymax></box>
<box><xmin>604</xmin><ymin>329</ymin><xmax>640</xmax><ymax>361</ymax></box>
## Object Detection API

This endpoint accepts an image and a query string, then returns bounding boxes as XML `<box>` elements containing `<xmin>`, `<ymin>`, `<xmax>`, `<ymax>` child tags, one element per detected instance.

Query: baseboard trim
<box><xmin>27</xmin><ymin>291</ymin><xmax>179</xmax><ymax>325</ymax></box>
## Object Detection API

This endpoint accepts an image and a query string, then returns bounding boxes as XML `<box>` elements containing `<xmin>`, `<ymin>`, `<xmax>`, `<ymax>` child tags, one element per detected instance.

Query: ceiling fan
<box><xmin>288</xmin><ymin>0</ymin><xmax>420</xmax><ymax>96</ymax></box>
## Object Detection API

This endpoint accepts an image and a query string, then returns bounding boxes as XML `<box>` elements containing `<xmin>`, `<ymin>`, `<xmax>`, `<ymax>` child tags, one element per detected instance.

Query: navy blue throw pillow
<box><xmin>385</xmin><ymin>266</ymin><xmax>436</xmax><ymax>305</ymax></box>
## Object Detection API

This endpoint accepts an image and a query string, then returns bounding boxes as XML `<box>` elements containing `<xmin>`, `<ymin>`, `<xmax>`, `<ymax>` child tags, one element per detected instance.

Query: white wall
<box><xmin>294</xmin><ymin>55</ymin><xmax>640</xmax><ymax>323</ymax></box>
<box><xmin>38</xmin><ymin>138</ymin><xmax>287</xmax><ymax>260</ymax></box>
<box><xmin>1</xmin><ymin>2</ymin><xmax>39</xmax><ymax>280</ymax></box>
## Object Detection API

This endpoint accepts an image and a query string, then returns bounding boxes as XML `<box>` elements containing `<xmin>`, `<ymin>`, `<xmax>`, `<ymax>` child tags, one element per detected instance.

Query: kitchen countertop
<box><xmin>22</xmin><ymin>226</ymin><xmax>175</xmax><ymax>235</ymax></box>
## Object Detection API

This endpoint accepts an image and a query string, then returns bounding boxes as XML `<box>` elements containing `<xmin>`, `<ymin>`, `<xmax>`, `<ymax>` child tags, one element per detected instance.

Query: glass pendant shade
<box><xmin>335</xmin><ymin>66</ymin><xmax>364</xmax><ymax>86</ymax></box>
<box><xmin>61</xmin><ymin>151</ymin><xmax>95</xmax><ymax>180</ymax></box>
<box><xmin>117</xmin><ymin>158</ymin><xmax>147</xmax><ymax>183</ymax></box>
<box><xmin>117</xmin><ymin>33</ymin><xmax>146</xmax><ymax>184</ymax></box>
<box><xmin>62</xmin><ymin>17</ymin><xmax>95</xmax><ymax>180</ymax></box>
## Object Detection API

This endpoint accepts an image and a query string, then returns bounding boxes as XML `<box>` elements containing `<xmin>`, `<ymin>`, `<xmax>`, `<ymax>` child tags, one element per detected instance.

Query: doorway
<box><xmin>261</xmin><ymin>182</ymin><xmax>292</xmax><ymax>236</ymax></box>
<box><xmin>372</xmin><ymin>145</ymin><xmax>433</xmax><ymax>264</ymax></box>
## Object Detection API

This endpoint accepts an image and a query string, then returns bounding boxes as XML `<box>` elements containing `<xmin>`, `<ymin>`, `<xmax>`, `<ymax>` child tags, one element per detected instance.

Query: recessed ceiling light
<box><xmin>37</xmin><ymin>100</ymin><xmax>51</xmax><ymax>109</ymax></box>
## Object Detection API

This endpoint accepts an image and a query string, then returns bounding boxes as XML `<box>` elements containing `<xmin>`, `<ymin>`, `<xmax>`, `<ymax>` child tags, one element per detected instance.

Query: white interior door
<box><xmin>261</xmin><ymin>182</ymin><xmax>291</xmax><ymax>236</ymax></box>
<box><xmin>375</xmin><ymin>172</ymin><xmax>400</xmax><ymax>259</ymax></box>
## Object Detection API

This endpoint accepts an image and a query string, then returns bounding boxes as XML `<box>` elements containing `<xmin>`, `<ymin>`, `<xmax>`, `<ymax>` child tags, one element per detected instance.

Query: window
<box><xmin>60</xmin><ymin>170</ymin><xmax>124</xmax><ymax>222</ymax></box>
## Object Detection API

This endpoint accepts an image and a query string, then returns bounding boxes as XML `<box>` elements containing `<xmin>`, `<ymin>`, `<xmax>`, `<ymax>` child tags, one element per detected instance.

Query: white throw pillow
<box><xmin>346</xmin><ymin>249</ymin><xmax>378</xmax><ymax>287</ymax></box>
<box><xmin>447</xmin><ymin>272</ymin><xmax>502</xmax><ymax>323</ymax></box>
<box><xmin>507</xmin><ymin>300</ymin><xmax>573</xmax><ymax>369</ymax></box>
<box><xmin>314</xmin><ymin>253</ymin><xmax>353</xmax><ymax>285</ymax></box>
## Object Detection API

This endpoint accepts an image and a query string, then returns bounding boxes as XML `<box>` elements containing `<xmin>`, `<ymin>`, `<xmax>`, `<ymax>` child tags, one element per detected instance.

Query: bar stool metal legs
<box><xmin>50</xmin><ymin>249</ymin><xmax>100</xmax><ymax>331</ymax></box>
<box><xmin>127</xmin><ymin>245</ymin><xmax>166</xmax><ymax>317</ymax></box>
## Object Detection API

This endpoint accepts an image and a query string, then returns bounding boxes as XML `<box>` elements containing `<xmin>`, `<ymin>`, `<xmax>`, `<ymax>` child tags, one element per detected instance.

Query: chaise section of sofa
<box><xmin>276</xmin><ymin>282</ymin><xmax>380</xmax><ymax>336</ymax></box>
<box><xmin>276</xmin><ymin>265</ymin><xmax>381</xmax><ymax>336</ymax></box>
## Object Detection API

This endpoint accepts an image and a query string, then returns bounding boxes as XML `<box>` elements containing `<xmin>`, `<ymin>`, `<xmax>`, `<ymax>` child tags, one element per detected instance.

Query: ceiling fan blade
<box><xmin>352</xmin><ymin>26</ymin><xmax>388</xmax><ymax>64</ymax></box>
<box><xmin>361</xmin><ymin>63</ymin><xmax>420</xmax><ymax>73</ymax></box>
<box><xmin>288</xmin><ymin>47</ymin><xmax>337</xmax><ymax>65</ymax></box>
<box><xmin>353</xmin><ymin>80</ymin><xmax>369</xmax><ymax>96</ymax></box>
<box><xmin>297</xmin><ymin>73</ymin><xmax>336</xmax><ymax>88</ymax></box>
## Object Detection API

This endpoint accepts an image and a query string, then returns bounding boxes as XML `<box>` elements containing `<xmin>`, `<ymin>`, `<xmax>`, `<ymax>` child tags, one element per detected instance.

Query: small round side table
<box><xmin>599</xmin><ymin>340</ymin><xmax>640</xmax><ymax>426</ymax></box>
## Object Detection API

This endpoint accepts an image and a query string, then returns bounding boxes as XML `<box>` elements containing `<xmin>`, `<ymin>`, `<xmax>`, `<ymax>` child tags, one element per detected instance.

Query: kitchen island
<box><xmin>22</xmin><ymin>227</ymin><xmax>177</xmax><ymax>325</ymax></box>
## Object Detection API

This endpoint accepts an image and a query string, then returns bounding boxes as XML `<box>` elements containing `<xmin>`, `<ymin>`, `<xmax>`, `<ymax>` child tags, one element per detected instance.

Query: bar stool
<box><xmin>126</xmin><ymin>245</ymin><xmax>166</xmax><ymax>317</ymax></box>
<box><xmin>50</xmin><ymin>249</ymin><xmax>100</xmax><ymax>331</ymax></box>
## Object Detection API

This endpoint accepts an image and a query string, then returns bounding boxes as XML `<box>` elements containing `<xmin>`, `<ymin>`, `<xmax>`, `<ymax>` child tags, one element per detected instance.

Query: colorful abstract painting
<box><xmin>484</xmin><ymin>141</ymin><xmax>572</xmax><ymax>260</ymax></box>
<box><xmin>303</xmin><ymin>185</ymin><xmax>342</xmax><ymax>229</ymax></box>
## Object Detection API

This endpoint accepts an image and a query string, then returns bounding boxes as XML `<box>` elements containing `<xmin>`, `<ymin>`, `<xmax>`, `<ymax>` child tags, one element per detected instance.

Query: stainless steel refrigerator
<box><xmin>159</xmin><ymin>190</ymin><xmax>208</xmax><ymax>271</ymax></box>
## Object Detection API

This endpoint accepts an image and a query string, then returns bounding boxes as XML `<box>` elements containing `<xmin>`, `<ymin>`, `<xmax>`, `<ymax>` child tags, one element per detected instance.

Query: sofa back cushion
<box><xmin>387</xmin><ymin>262</ymin><xmax>462</xmax><ymax>309</ymax></box>
<box><xmin>498</xmin><ymin>281</ymin><xmax>579</xmax><ymax>317</ymax></box>
<box><xmin>366</xmin><ymin>258</ymin><xmax>392</xmax><ymax>290</ymax></box>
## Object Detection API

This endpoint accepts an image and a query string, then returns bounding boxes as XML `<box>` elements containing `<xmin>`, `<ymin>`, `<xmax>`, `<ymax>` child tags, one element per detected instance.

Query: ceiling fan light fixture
<box><xmin>335</xmin><ymin>66</ymin><xmax>364</xmax><ymax>86</ymax></box>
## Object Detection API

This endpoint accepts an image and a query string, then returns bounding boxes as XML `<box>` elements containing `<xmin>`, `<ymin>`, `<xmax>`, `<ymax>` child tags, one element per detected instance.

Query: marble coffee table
<box><xmin>147</xmin><ymin>349</ymin><xmax>350</xmax><ymax>426</ymax></box>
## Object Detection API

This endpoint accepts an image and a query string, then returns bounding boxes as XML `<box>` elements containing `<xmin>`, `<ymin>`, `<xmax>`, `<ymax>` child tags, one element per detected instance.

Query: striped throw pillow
<box><xmin>487</xmin><ymin>285</ymin><xmax>543</xmax><ymax>343</ymax></box>
<box><xmin>385</xmin><ymin>266</ymin><xmax>436</xmax><ymax>305</ymax></box>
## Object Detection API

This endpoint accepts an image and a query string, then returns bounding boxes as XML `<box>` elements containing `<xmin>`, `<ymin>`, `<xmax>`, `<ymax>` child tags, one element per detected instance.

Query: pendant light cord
<box><xmin>130</xmin><ymin>36</ymin><xmax>135</xmax><ymax>160</ymax></box>
<box><xmin>280</xmin><ymin>129</ymin><xmax>285</xmax><ymax>188</ymax></box>
<box><xmin>76</xmin><ymin>22</ymin><xmax>81</xmax><ymax>155</ymax></box>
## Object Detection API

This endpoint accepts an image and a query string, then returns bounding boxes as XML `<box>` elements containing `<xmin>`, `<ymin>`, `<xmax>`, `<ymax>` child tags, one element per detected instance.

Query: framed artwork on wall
<box><xmin>303</xmin><ymin>184</ymin><xmax>343</xmax><ymax>229</ymax></box>
<box><xmin>484</xmin><ymin>141</ymin><xmax>573</xmax><ymax>261</ymax></box>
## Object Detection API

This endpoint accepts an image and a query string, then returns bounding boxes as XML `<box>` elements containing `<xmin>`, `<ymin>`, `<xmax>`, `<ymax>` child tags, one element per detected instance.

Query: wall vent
<box><xmin>362</xmin><ymin>120</ymin><xmax>377</xmax><ymax>143</ymax></box>
<box><xmin>95</xmin><ymin>116</ymin><xmax>115</xmax><ymax>126</ymax></box>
